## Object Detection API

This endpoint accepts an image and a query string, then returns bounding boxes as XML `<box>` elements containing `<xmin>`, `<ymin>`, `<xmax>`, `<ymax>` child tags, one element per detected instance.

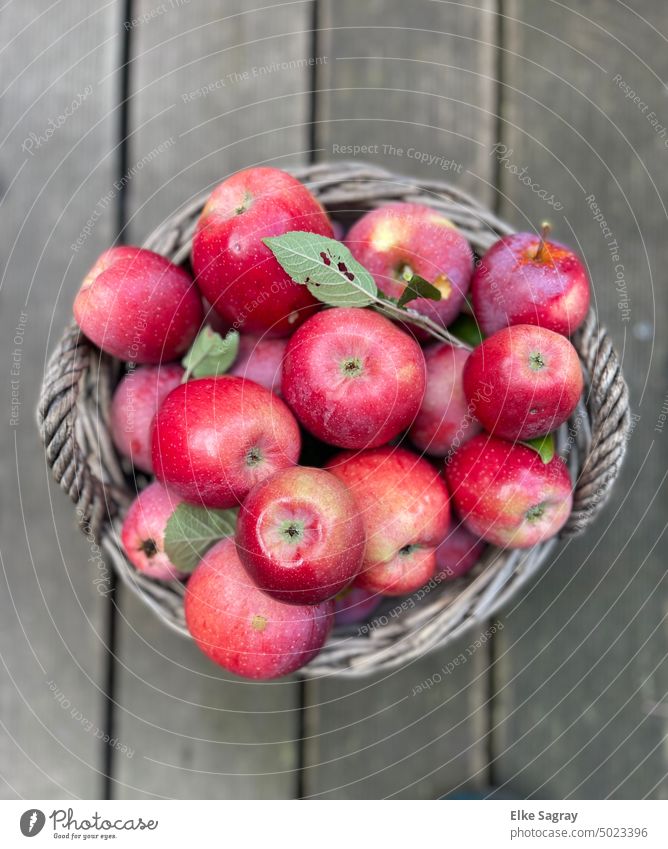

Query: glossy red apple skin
<box><xmin>472</xmin><ymin>232</ymin><xmax>590</xmax><ymax>337</ymax></box>
<box><xmin>73</xmin><ymin>246</ymin><xmax>203</xmax><ymax>363</ymax></box>
<box><xmin>435</xmin><ymin>522</ymin><xmax>486</xmax><ymax>581</ymax></box>
<box><xmin>326</xmin><ymin>446</ymin><xmax>450</xmax><ymax>596</ymax></box>
<box><xmin>110</xmin><ymin>363</ymin><xmax>184</xmax><ymax>473</ymax></box>
<box><xmin>185</xmin><ymin>538</ymin><xmax>333</xmax><ymax>679</ymax></box>
<box><xmin>121</xmin><ymin>482</ymin><xmax>189</xmax><ymax>580</ymax></box>
<box><xmin>229</xmin><ymin>335</ymin><xmax>287</xmax><ymax>396</ymax></box>
<box><xmin>191</xmin><ymin>167</ymin><xmax>333</xmax><ymax>337</ymax></box>
<box><xmin>152</xmin><ymin>375</ymin><xmax>301</xmax><ymax>508</ymax></box>
<box><xmin>236</xmin><ymin>466</ymin><xmax>365</xmax><ymax>605</ymax></box>
<box><xmin>445</xmin><ymin>435</ymin><xmax>573</xmax><ymax>548</ymax></box>
<box><xmin>409</xmin><ymin>343</ymin><xmax>482</xmax><ymax>457</ymax></box>
<box><xmin>463</xmin><ymin>324</ymin><xmax>583</xmax><ymax>441</ymax></box>
<box><xmin>345</xmin><ymin>203</ymin><xmax>474</xmax><ymax>328</ymax></box>
<box><xmin>281</xmin><ymin>307</ymin><xmax>426</xmax><ymax>450</ymax></box>
<box><xmin>334</xmin><ymin>586</ymin><xmax>382</xmax><ymax>626</ymax></box>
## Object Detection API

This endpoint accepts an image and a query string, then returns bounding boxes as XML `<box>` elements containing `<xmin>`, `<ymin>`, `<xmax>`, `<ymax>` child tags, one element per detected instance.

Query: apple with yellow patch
<box><xmin>345</xmin><ymin>202</ymin><xmax>474</xmax><ymax>328</ymax></box>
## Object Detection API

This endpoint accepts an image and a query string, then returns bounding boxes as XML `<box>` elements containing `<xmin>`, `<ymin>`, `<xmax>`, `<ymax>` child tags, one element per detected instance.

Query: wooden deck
<box><xmin>1</xmin><ymin>0</ymin><xmax>667</xmax><ymax>799</ymax></box>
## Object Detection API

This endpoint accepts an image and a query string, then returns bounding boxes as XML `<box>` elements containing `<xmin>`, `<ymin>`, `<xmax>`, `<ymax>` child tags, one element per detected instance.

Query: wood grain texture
<box><xmin>301</xmin><ymin>0</ymin><xmax>497</xmax><ymax>799</ymax></box>
<box><xmin>7</xmin><ymin>0</ymin><xmax>666</xmax><ymax>803</ymax></box>
<box><xmin>0</xmin><ymin>1</ymin><xmax>121</xmax><ymax>797</ymax></box>
<box><xmin>124</xmin><ymin>0</ymin><xmax>318</xmax><ymax>237</ymax></box>
<box><xmin>110</xmin><ymin>0</ymin><xmax>315</xmax><ymax>799</ymax></box>
<box><xmin>316</xmin><ymin>0</ymin><xmax>498</xmax><ymax>205</ymax></box>
<box><xmin>491</xmin><ymin>0</ymin><xmax>668</xmax><ymax>799</ymax></box>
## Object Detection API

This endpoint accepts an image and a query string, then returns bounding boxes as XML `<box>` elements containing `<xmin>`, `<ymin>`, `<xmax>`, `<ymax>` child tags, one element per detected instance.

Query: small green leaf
<box><xmin>523</xmin><ymin>433</ymin><xmax>555</xmax><ymax>464</ymax></box>
<box><xmin>448</xmin><ymin>314</ymin><xmax>484</xmax><ymax>347</ymax></box>
<box><xmin>182</xmin><ymin>326</ymin><xmax>239</xmax><ymax>381</ymax></box>
<box><xmin>164</xmin><ymin>502</ymin><xmax>237</xmax><ymax>573</ymax></box>
<box><xmin>263</xmin><ymin>232</ymin><xmax>377</xmax><ymax>307</ymax></box>
<box><xmin>396</xmin><ymin>273</ymin><xmax>443</xmax><ymax>308</ymax></box>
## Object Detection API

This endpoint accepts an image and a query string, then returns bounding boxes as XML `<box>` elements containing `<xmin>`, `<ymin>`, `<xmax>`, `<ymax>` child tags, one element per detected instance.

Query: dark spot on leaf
<box><xmin>320</xmin><ymin>252</ymin><xmax>332</xmax><ymax>266</ymax></box>
<box><xmin>337</xmin><ymin>262</ymin><xmax>355</xmax><ymax>281</ymax></box>
<box><xmin>140</xmin><ymin>538</ymin><xmax>158</xmax><ymax>558</ymax></box>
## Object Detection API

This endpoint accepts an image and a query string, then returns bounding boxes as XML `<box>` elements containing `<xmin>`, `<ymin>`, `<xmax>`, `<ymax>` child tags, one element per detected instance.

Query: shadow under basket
<box><xmin>37</xmin><ymin>162</ymin><xmax>631</xmax><ymax>677</ymax></box>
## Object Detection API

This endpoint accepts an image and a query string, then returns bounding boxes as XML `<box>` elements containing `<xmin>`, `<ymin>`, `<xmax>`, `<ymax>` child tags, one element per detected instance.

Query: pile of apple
<box><xmin>72</xmin><ymin>166</ymin><xmax>590</xmax><ymax>679</ymax></box>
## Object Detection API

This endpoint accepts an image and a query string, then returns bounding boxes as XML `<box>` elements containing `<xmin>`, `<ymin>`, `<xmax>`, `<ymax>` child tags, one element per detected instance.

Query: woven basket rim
<box><xmin>37</xmin><ymin>160</ymin><xmax>631</xmax><ymax>677</ymax></box>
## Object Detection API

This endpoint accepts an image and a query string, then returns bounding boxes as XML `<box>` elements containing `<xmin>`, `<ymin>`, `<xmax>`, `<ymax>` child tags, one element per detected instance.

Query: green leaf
<box><xmin>163</xmin><ymin>502</ymin><xmax>237</xmax><ymax>573</ymax></box>
<box><xmin>523</xmin><ymin>433</ymin><xmax>555</xmax><ymax>464</ymax></box>
<box><xmin>396</xmin><ymin>272</ymin><xmax>442</xmax><ymax>308</ymax></box>
<box><xmin>448</xmin><ymin>314</ymin><xmax>484</xmax><ymax>347</ymax></box>
<box><xmin>182</xmin><ymin>326</ymin><xmax>239</xmax><ymax>381</ymax></box>
<box><xmin>263</xmin><ymin>232</ymin><xmax>377</xmax><ymax>307</ymax></box>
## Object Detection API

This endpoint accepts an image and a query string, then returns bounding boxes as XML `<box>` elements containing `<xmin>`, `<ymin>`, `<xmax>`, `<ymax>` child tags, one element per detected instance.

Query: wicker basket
<box><xmin>37</xmin><ymin>162</ymin><xmax>630</xmax><ymax>677</ymax></box>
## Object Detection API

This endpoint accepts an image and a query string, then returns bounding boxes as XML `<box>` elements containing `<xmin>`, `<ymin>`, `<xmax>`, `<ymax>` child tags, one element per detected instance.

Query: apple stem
<box><xmin>279</xmin><ymin>519</ymin><xmax>305</xmax><ymax>544</ymax></box>
<box><xmin>526</xmin><ymin>503</ymin><xmax>546</xmax><ymax>522</ymax></box>
<box><xmin>534</xmin><ymin>222</ymin><xmax>552</xmax><ymax>262</ymax></box>
<box><xmin>340</xmin><ymin>356</ymin><xmax>364</xmax><ymax>378</ymax></box>
<box><xmin>245</xmin><ymin>446</ymin><xmax>263</xmax><ymax>467</ymax></box>
<box><xmin>528</xmin><ymin>351</ymin><xmax>546</xmax><ymax>371</ymax></box>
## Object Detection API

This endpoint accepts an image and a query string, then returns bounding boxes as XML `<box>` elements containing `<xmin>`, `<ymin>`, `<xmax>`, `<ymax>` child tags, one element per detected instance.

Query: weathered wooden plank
<box><xmin>492</xmin><ymin>0</ymin><xmax>668</xmax><ymax>799</ymax></box>
<box><xmin>124</xmin><ymin>0</ymin><xmax>318</xmax><ymax>235</ymax></box>
<box><xmin>301</xmin><ymin>0</ymin><xmax>497</xmax><ymax>798</ymax></box>
<box><xmin>0</xmin><ymin>2</ymin><xmax>121</xmax><ymax>797</ymax></box>
<box><xmin>316</xmin><ymin>0</ymin><xmax>498</xmax><ymax>206</ymax></box>
<box><xmin>111</xmin><ymin>0</ymin><xmax>315</xmax><ymax>799</ymax></box>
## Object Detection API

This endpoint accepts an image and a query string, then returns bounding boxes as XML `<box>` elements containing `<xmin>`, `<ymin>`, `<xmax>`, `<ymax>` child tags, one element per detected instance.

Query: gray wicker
<box><xmin>37</xmin><ymin>162</ymin><xmax>630</xmax><ymax>677</ymax></box>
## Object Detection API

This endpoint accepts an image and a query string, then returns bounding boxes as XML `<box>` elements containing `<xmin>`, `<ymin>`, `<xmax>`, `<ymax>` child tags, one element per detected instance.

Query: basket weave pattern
<box><xmin>37</xmin><ymin>162</ymin><xmax>630</xmax><ymax>676</ymax></box>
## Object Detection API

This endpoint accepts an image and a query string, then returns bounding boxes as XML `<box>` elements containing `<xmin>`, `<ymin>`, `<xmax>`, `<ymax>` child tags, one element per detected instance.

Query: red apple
<box><xmin>471</xmin><ymin>230</ymin><xmax>590</xmax><ymax>336</ymax></box>
<box><xmin>463</xmin><ymin>324</ymin><xmax>583</xmax><ymax>440</ymax></box>
<box><xmin>191</xmin><ymin>167</ymin><xmax>333</xmax><ymax>337</ymax></box>
<box><xmin>334</xmin><ymin>586</ymin><xmax>382</xmax><ymax>626</ymax></box>
<box><xmin>236</xmin><ymin>466</ymin><xmax>365</xmax><ymax>605</ymax></box>
<box><xmin>345</xmin><ymin>203</ymin><xmax>474</xmax><ymax>328</ymax></box>
<box><xmin>229</xmin><ymin>335</ymin><xmax>287</xmax><ymax>396</ymax></box>
<box><xmin>435</xmin><ymin>522</ymin><xmax>486</xmax><ymax>581</ymax></box>
<box><xmin>73</xmin><ymin>246</ymin><xmax>203</xmax><ymax>363</ymax></box>
<box><xmin>326</xmin><ymin>446</ymin><xmax>450</xmax><ymax>595</ymax></box>
<box><xmin>152</xmin><ymin>375</ymin><xmax>301</xmax><ymax>508</ymax></box>
<box><xmin>110</xmin><ymin>363</ymin><xmax>184</xmax><ymax>473</ymax></box>
<box><xmin>446</xmin><ymin>434</ymin><xmax>572</xmax><ymax>548</ymax></box>
<box><xmin>409</xmin><ymin>343</ymin><xmax>482</xmax><ymax>457</ymax></box>
<box><xmin>281</xmin><ymin>307</ymin><xmax>426</xmax><ymax>450</ymax></box>
<box><xmin>121</xmin><ymin>482</ymin><xmax>188</xmax><ymax>580</ymax></box>
<box><xmin>185</xmin><ymin>538</ymin><xmax>333</xmax><ymax>678</ymax></box>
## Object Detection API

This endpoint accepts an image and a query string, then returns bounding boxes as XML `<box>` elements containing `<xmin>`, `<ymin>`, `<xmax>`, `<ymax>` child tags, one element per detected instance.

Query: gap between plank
<box><xmin>102</xmin><ymin>0</ymin><xmax>134</xmax><ymax>800</ymax></box>
<box><xmin>486</xmin><ymin>0</ymin><xmax>506</xmax><ymax>793</ymax></box>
